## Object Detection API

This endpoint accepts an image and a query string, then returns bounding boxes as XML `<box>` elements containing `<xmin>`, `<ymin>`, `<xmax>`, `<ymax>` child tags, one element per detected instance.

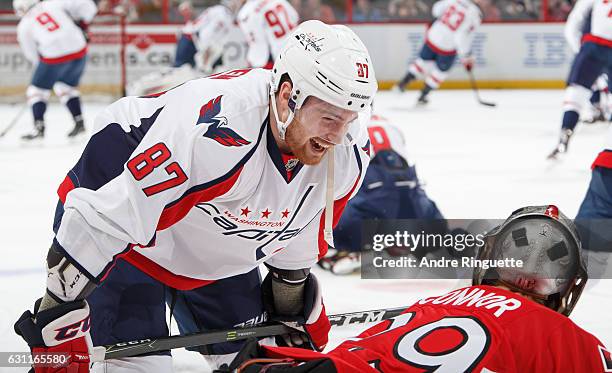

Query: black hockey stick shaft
<box><xmin>93</xmin><ymin>306</ymin><xmax>407</xmax><ymax>361</ymax></box>
<box><xmin>468</xmin><ymin>69</ymin><xmax>497</xmax><ymax>107</ymax></box>
<box><xmin>0</xmin><ymin>104</ymin><xmax>28</xmax><ymax>138</ymax></box>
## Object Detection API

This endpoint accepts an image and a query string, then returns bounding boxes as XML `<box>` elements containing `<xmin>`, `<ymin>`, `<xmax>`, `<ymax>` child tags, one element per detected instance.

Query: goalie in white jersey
<box><xmin>548</xmin><ymin>0</ymin><xmax>612</xmax><ymax>159</ymax></box>
<box><xmin>237</xmin><ymin>0</ymin><xmax>299</xmax><ymax>68</ymax></box>
<box><xmin>128</xmin><ymin>0</ymin><xmax>248</xmax><ymax>96</ymax></box>
<box><xmin>395</xmin><ymin>0</ymin><xmax>482</xmax><ymax>104</ymax></box>
<box><xmin>14</xmin><ymin>20</ymin><xmax>377</xmax><ymax>372</ymax></box>
<box><xmin>14</xmin><ymin>0</ymin><xmax>98</xmax><ymax>140</ymax></box>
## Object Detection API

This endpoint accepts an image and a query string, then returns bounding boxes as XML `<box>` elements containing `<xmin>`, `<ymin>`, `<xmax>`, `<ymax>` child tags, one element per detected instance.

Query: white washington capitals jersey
<box><xmin>565</xmin><ymin>0</ymin><xmax>612</xmax><ymax>54</ymax></box>
<box><xmin>237</xmin><ymin>0</ymin><xmax>299</xmax><ymax>68</ymax></box>
<box><xmin>426</xmin><ymin>0</ymin><xmax>482</xmax><ymax>57</ymax></box>
<box><xmin>52</xmin><ymin>68</ymin><xmax>370</xmax><ymax>292</ymax></box>
<box><xmin>17</xmin><ymin>0</ymin><xmax>97</xmax><ymax>64</ymax></box>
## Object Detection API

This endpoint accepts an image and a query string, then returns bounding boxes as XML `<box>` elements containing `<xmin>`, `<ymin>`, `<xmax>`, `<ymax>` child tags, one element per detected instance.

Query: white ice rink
<box><xmin>1</xmin><ymin>89</ymin><xmax>611</xmax><ymax>372</ymax></box>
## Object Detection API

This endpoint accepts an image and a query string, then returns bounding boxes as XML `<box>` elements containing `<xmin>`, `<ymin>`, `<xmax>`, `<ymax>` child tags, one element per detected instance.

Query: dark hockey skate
<box><xmin>67</xmin><ymin>117</ymin><xmax>85</xmax><ymax>138</ymax></box>
<box><xmin>416</xmin><ymin>94</ymin><xmax>429</xmax><ymax>106</ymax></box>
<box><xmin>21</xmin><ymin>120</ymin><xmax>44</xmax><ymax>141</ymax></box>
<box><xmin>416</xmin><ymin>85</ymin><xmax>433</xmax><ymax>106</ymax></box>
<box><xmin>547</xmin><ymin>129</ymin><xmax>573</xmax><ymax>160</ymax></box>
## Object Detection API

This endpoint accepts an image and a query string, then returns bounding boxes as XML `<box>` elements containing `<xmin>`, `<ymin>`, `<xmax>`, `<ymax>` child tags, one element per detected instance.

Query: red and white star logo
<box><xmin>281</xmin><ymin>209</ymin><xmax>290</xmax><ymax>219</ymax></box>
<box><xmin>240</xmin><ymin>206</ymin><xmax>251</xmax><ymax>217</ymax></box>
<box><xmin>261</xmin><ymin>209</ymin><xmax>271</xmax><ymax>219</ymax></box>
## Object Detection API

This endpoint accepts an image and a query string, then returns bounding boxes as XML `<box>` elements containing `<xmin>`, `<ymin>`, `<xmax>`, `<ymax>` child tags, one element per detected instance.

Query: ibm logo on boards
<box><xmin>523</xmin><ymin>33</ymin><xmax>570</xmax><ymax>67</ymax></box>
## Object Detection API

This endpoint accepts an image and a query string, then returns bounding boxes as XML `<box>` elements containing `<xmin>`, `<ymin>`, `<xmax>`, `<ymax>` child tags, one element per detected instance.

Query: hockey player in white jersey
<box><xmin>548</xmin><ymin>0</ymin><xmax>612</xmax><ymax>159</ymax></box>
<box><xmin>127</xmin><ymin>0</ymin><xmax>247</xmax><ymax>96</ymax></box>
<box><xmin>13</xmin><ymin>20</ymin><xmax>377</xmax><ymax>372</ymax></box>
<box><xmin>14</xmin><ymin>0</ymin><xmax>98</xmax><ymax>140</ymax></box>
<box><xmin>395</xmin><ymin>0</ymin><xmax>482</xmax><ymax>104</ymax></box>
<box><xmin>237</xmin><ymin>0</ymin><xmax>299</xmax><ymax>68</ymax></box>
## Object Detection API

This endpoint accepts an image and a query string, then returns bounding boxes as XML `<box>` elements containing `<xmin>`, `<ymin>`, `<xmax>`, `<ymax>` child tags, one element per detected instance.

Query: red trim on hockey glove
<box><xmin>425</xmin><ymin>39</ymin><xmax>456</xmax><ymax>56</ymax></box>
<box><xmin>582</xmin><ymin>34</ymin><xmax>612</xmax><ymax>48</ymax></box>
<box><xmin>57</xmin><ymin>175</ymin><xmax>76</xmax><ymax>203</ymax></box>
<box><xmin>304</xmin><ymin>304</ymin><xmax>331</xmax><ymax>351</ymax></box>
<box><xmin>122</xmin><ymin>251</ymin><xmax>216</xmax><ymax>290</ymax></box>
<box><xmin>592</xmin><ymin>150</ymin><xmax>612</xmax><ymax>170</ymax></box>
<box><xmin>32</xmin><ymin>340</ymin><xmax>91</xmax><ymax>373</ymax></box>
<box><xmin>40</xmin><ymin>47</ymin><xmax>88</xmax><ymax>64</ymax></box>
<box><xmin>156</xmin><ymin>166</ymin><xmax>244</xmax><ymax>230</ymax></box>
<box><xmin>317</xmin><ymin>172</ymin><xmax>362</xmax><ymax>259</ymax></box>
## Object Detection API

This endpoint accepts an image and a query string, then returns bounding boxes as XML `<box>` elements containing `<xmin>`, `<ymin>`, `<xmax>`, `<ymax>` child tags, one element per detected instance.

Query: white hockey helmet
<box><xmin>270</xmin><ymin>20</ymin><xmax>378</xmax><ymax>142</ymax></box>
<box><xmin>13</xmin><ymin>0</ymin><xmax>38</xmax><ymax>17</ymax></box>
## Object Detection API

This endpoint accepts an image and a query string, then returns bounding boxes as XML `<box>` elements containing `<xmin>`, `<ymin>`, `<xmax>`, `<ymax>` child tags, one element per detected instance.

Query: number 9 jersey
<box><xmin>16</xmin><ymin>0</ymin><xmax>97</xmax><ymax>64</ymax></box>
<box><xmin>260</xmin><ymin>285</ymin><xmax>612</xmax><ymax>372</ymax></box>
<box><xmin>237</xmin><ymin>0</ymin><xmax>299</xmax><ymax>68</ymax></box>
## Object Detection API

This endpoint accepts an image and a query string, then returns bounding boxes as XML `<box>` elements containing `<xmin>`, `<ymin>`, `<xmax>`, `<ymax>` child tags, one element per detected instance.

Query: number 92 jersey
<box><xmin>260</xmin><ymin>285</ymin><xmax>611</xmax><ymax>372</ymax></box>
<box><xmin>237</xmin><ymin>0</ymin><xmax>299</xmax><ymax>68</ymax></box>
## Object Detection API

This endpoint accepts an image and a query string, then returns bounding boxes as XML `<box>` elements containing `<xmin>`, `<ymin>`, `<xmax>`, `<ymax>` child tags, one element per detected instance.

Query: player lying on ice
<box><xmin>318</xmin><ymin>114</ymin><xmax>445</xmax><ymax>275</ymax></box>
<box><xmin>220</xmin><ymin>205</ymin><xmax>612</xmax><ymax>373</ymax></box>
<box><xmin>13</xmin><ymin>20</ymin><xmax>378</xmax><ymax>372</ymax></box>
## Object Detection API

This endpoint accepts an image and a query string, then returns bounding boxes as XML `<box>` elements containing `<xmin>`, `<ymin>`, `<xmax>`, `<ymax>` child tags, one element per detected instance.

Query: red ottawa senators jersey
<box><xmin>262</xmin><ymin>285</ymin><xmax>612</xmax><ymax>372</ymax></box>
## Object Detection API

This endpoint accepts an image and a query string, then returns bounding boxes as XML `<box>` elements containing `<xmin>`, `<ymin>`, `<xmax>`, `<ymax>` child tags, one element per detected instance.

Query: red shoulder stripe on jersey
<box><xmin>57</xmin><ymin>174</ymin><xmax>76</xmax><ymax>203</ymax></box>
<box><xmin>425</xmin><ymin>39</ymin><xmax>456</xmax><ymax>56</ymax></box>
<box><xmin>317</xmin><ymin>146</ymin><xmax>363</xmax><ymax>259</ymax></box>
<box><xmin>582</xmin><ymin>34</ymin><xmax>612</xmax><ymax>48</ymax></box>
<box><xmin>592</xmin><ymin>150</ymin><xmax>612</xmax><ymax>170</ymax></box>
<box><xmin>40</xmin><ymin>46</ymin><xmax>87</xmax><ymax>64</ymax></box>
<box><xmin>122</xmin><ymin>250</ymin><xmax>216</xmax><ymax>290</ymax></box>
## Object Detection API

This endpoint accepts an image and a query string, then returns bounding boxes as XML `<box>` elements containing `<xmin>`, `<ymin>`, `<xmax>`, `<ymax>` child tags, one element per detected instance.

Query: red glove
<box><xmin>15</xmin><ymin>299</ymin><xmax>93</xmax><ymax>373</ymax></box>
<box><xmin>461</xmin><ymin>56</ymin><xmax>475</xmax><ymax>72</ymax></box>
<box><xmin>301</xmin><ymin>274</ymin><xmax>331</xmax><ymax>351</ymax></box>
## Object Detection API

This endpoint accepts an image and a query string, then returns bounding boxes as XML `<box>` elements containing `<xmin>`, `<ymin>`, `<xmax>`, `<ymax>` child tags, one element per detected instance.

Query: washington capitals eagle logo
<box><xmin>197</xmin><ymin>95</ymin><xmax>251</xmax><ymax>147</ymax></box>
<box><xmin>362</xmin><ymin>139</ymin><xmax>371</xmax><ymax>157</ymax></box>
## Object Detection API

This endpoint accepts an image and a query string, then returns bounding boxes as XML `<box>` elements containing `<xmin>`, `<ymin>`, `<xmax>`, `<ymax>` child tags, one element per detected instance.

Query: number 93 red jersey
<box><xmin>263</xmin><ymin>285</ymin><xmax>612</xmax><ymax>372</ymax></box>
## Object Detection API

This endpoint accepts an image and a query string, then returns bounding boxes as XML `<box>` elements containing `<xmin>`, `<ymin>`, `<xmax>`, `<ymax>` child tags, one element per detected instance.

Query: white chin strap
<box><xmin>269</xmin><ymin>88</ymin><xmax>295</xmax><ymax>141</ymax></box>
<box><xmin>324</xmin><ymin>147</ymin><xmax>335</xmax><ymax>248</ymax></box>
<box><xmin>269</xmin><ymin>87</ymin><xmax>335</xmax><ymax>247</ymax></box>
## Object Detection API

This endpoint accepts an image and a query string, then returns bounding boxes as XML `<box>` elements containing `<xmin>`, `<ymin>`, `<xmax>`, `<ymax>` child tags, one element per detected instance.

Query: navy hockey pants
<box><xmin>173</xmin><ymin>34</ymin><xmax>197</xmax><ymax>68</ymax></box>
<box><xmin>576</xmin><ymin>166</ymin><xmax>612</xmax><ymax>253</ymax></box>
<box><xmin>87</xmin><ymin>259</ymin><xmax>266</xmax><ymax>356</ymax></box>
<box><xmin>419</xmin><ymin>42</ymin><xmax>457</xmax><ymax>72</ymax></box>
<box><xmin>31</xmin><ymin>56</ymin><xmax>87</xmax><ymax>90</ymax></box>
<box><xmin>567</xmin><ymin>42</ymin><xmax>612</xmax><ymax>89</ymax></box>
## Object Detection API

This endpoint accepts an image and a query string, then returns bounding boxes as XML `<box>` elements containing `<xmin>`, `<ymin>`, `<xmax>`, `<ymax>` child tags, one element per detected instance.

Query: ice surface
<box><xmin>0</xmin><ymin>90</ymin><xmax>610</xmax><ymax>372</ymax></box>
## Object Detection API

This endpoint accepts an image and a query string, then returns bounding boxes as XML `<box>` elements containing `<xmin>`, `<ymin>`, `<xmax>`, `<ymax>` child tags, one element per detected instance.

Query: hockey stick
<box><xmin>467</xmin><ymin>70</ymin><xmax>497</xmax><ymax>107</ymax></box>
<box><xmin>91</xmin><ymin>306</ymin><xmax>406</xmax><ymax>362</ymax></box>
<box><xmin>0</xmin><ymin>104</ymin><xmax>28</xmax><ymax>138</ymax></box>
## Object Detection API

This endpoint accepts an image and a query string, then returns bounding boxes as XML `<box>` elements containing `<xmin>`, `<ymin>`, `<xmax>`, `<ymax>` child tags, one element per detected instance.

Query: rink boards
<box><xmin>0</xmin><ymin>22</ymin><xmax>571</xmax><ymax>96</ymax></box>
